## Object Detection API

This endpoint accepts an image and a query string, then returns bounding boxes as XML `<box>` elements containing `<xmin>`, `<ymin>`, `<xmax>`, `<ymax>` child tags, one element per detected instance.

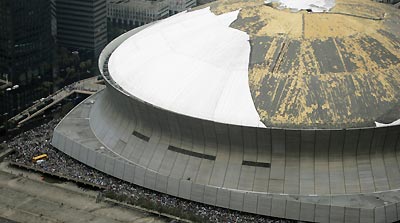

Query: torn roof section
<box><xmin>109</xmin><ymin>7</ymin><xmax>266</xmax><ymax>128</ymax></box>
<box><xmin>268</xmin><ymin>0</ymin><xmax>336</xmax><ymax>12</ymax></box>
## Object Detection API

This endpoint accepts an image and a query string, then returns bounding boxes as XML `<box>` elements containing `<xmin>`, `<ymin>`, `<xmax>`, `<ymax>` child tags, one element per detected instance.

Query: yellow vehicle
<box><xmin>32</xmin><ymin>154</ymin><xmax>48</xmax><ymax>163</ymax></box>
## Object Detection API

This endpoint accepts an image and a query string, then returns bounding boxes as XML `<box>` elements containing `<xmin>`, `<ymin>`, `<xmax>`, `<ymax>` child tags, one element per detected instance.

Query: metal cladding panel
<box><xmin>51</xmin><ymin>131</ymin><xmax>61</xmax><ymax>150</ymax></box>
<box><xmin>243</xmin><ymin>192</ymin><xmax>257</xmax><ymax>213</ymax></box>
<box><xmin>330</xmin><ymin>206</ymin><xmax>345</xmax><ymax>223</ymax></box>
<box><xmin>314</xmin><ymin>130</ymin><xmax>331</xmax><ymax>195</ymax></box>
<box><xmin>300</xmin><ymin>202</ymin><xmax>315</xmax><ymax>222</ymax></box>
<box><xmin>167</xmin><ymin>177</ymin><xmax>179</xmax><ymax>196</ymax></box>
<box><xmin>315</xmin><ymin>203</ymin><xmax>330</xmax><ymax>223</ymax></box>
<box><xmin>359</xmin><ymin>208</ymin><xmax>374</xmax><ymax>223</ymax></box>
<box><xmin>269</xmin><ymin>129</ymin><xmax>285</xmax><ymax>193</ymax></box>
<box><xmin>190</xmin><ymin>118</ymin><xmax>205</xmax><ymax>153</ymax></box>
<box><xmin>144</xmin><ymin>170</ymin><xmax>157</xmax><ymax>190</ymax></box>
<box><xmin>371</xmin><ymin>127</ymin><xmax>387</xmax><ymax>154</ymax></box>
<box><xmin>344</xmin><ymin>207</ymin><xmax>360</xmax><ymax>223</ymax></box>
<box><xmin>72</xmin><ymin>142</ymin><xmax>80</xmax><ymax>160</ymax></box>
<box><xmin>229</xmin><ymin>190</ymin><xmax>244</xmax><ymax>211</ymax></box>
<box><xmin>190</xmin><ymin>183</ymin><xmax>204</xmax><ymax>203</ymax></box>
<box><xmin>374</xmin><ymin>206</ymin><xmax>386</xmax><ymax>223</ymax></box>
<box><xmin>385</xmin><ymin>204</ymin><xmax>398</xmax><ymax>223</ymax></box>
<box><xmin>300</xmin><ymin>130</ymin><xmax>315</xmax><ymax>195</ymax></box>
<box><xmin>178</xmin><ymin>180</ymin><xmax>192</xmax><ymax>200</ymax></box>
<box><xmin>216</xmin><ymin>188</ymin><xmax>230</xmax><ymax>208</ymax></box>
<box><xmin>104</xmin><ymin>155</ymin><xmax>115</xmax><ymax>175</ymax></box>
<box><xmin>271</xmin><ymin>196</ymin><xmax>286</xmax><ymax>218</ymax></box>
<box><xmin>78</xmin><ymin>145</ymin><xmax>88</xmax><ymax>164</ymax></box>
<box><xmin>257</xmin><ymin>194</ymin><xmax>272</xmax><ymax>216</ymax></box>
<box><xmin>285</xmin><ymin>199</ymin><xmax>300</xmax><ymax>220</ymax></box>
<box><xmin>203</xmin><ymin>186</ymin><xmax>217</xmax><ymax>206</ymax></box>
<box><xmin>155</xmin><ymin>174</ymin><xmax>168</xmax><ymax>193</ymax></box>
<box><xmin>343</xmin><ymin>129</ymin><xmax>361</xmax><ymax>193</ymax></box>
<box><xmin>133</xmin><ymin>165</ymin><xmax>145</xmax><ymax>186</ymax></box>
<box><xmin>284</xmin><ymin>130</ymin><xmax>300</xmax><ymax>194</ymax></box>
<box><xmin>242</xmin><ymin>127</ymin><xmax>257</xmax><ymax>161</ymax></box>
<box><xmin>177</xmin><ymin>115</ymin><xmax>194</xmax><ymax>149</ymax></box>
<box><xmin>203</xmin><ymin>127</ymin><xmax>218</xmax><ymax>162</ymax></box>
<box><xmin>167</xmin><ymin>112</ymin><xmax>182</xmax><ymax>147</ymax></box>
<box><xmin>113</xmin><ymin>159</ymin><xmax>125</xmax><ymax>179</ymax></box>
<box><xmin>87</xmin><ymin>149</ymin><xmax>96</xmax><ymax>167</ymax></box>
<box><xmin>95</xmin><ymin>153</ymin><xmax>106</xmax><ymax>172</ymax></box>
<box><xmin>329</xmin><ymin>130</ymin><xmax>346</xmax><ymax>194</ymax></box>
<box><xmin>123</xmin><ymin>163</ymin><xmax>135</xmax><ymax>183</ymax></box>
<box><xmin>358</xmin><ymin>129</ymin><xmax>374</xmax><ymax>155</ymax></box>
<box><xmin>64</xmin><ymin>137</ymin><xmax>73</xmax><ymax>156</ymax></box>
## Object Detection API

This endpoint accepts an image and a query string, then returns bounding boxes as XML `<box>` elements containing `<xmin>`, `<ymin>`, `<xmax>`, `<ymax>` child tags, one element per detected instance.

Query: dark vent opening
<box><xmin>168</xmin><ymin>145</ymin><xmax>215</xmax><ymax>160</ymax></box>
<box><xmin>242</xmin><ymin>160</ymin><xmax>271</xmax><ymax>168</ymax></box>
<box><xmin>132</xmin><ymin>131</ymin><xmax>150</xmax><ymax>142</ymax></box>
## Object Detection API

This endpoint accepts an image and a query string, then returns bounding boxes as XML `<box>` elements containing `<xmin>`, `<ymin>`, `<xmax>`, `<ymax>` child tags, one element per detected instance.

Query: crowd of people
<box><xmin>6</xmin><ymin>118</ymin><xmax>292</xmax><ymax>223</ymax></box>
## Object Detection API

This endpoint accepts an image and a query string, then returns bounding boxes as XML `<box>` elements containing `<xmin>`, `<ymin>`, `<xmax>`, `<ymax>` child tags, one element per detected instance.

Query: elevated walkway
<box><xmin>9</xmin><ymin>77</ymin><xmax>105</xmax><ymax>126</ymax></box>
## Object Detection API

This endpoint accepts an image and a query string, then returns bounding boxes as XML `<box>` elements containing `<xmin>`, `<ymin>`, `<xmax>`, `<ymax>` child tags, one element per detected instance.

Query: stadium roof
<box><xmin>108</xmin><ymin>0</ymin><xmax>400</xmax><ymax>129</ymax></box>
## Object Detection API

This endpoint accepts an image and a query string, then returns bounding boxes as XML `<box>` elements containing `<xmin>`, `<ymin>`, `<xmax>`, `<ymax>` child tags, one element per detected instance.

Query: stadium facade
<box><xmin>52</xmin><ymin>0</ymin><xmax>400</xmax><ymax>222</ymax></box>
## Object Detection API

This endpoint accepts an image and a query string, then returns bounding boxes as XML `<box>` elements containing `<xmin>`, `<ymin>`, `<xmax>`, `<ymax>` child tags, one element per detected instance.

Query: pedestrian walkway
<box><xmin>9</xmin><ymin>77</ymin><xmax>105</xmax><ymax>126</ymax></box>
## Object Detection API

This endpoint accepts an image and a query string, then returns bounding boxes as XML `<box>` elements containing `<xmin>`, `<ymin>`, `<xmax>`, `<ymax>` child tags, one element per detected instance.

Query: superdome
<box><xmin>108</xmin><ymin>0</ymin><xmax>400</xmax><ymax>129</ymax></box>
<box><xmin>52</xmin><ymin>0</ymin><xmax>400</xmax><ymax>222</ymax></box>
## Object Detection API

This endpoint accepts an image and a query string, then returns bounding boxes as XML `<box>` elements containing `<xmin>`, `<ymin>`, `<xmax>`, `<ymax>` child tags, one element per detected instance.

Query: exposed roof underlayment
<box><xmin>109</xmin><ymin>7</ymin><xmax>266</xmax><ymax>128</ymax></box>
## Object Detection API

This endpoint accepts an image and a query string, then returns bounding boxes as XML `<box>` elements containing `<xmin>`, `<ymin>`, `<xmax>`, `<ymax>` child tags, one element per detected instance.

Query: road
<box><xmin>0</xmin><ymin>162</ymin><xmax>167</xmax><ymax>223</ymax></box>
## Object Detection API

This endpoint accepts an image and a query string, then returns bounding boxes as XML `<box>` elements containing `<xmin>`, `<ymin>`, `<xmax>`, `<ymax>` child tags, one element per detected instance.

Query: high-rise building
<box><xmin>0</xmin><ymin>0</ymin><xmax>56</xmax><ymax>117</ymax></box>
<box><xmin>107</xmin><ymin>0</ymin><xmax>196</xmax><ymax>31</ymax></box>
<box><xmin>56</xmin><ymin>0</ymin><xmax>107</xmax><ymax>59</ymax></box>
<box><xmin>108</xmin><ymin>0</ymin><xmax>169</xmax><ymax>28</ymax></box>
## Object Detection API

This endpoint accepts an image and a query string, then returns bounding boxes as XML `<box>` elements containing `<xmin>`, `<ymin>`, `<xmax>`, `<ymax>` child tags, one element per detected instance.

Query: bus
<box><xmin>32</xmin><ymin>154</ymin><xmax>48</xmax><ymax>163</ymax></box>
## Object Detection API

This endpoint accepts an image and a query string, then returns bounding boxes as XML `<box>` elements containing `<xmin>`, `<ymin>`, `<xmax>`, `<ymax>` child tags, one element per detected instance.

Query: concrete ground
<box><xmin>0</xmin><ymin>162</ymin><xmax>167</xmax><ymax>223</ymax></box>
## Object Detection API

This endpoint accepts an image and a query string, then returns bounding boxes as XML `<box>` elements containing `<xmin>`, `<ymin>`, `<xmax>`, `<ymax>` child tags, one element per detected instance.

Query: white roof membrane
<box><xmin>108</xmin><ymin>7</ymin><xmax>266</xmax><ymax>128</ymax></box>
<box><xmin>267</xmin><ymin>0</ymin><xmax>335</xmax><ymax>12</ymax></box>
<box><xmin>375</xmin><ymin>119</ymin><xmax>400</xmax><ymax>127</ymax></box>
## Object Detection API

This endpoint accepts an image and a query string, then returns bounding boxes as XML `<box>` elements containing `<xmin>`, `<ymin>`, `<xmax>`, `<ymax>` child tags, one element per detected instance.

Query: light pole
<box><xmin>72</xmin><ymin>51</ymin><xmax>80</xmax><ymax>81</ymax></box>
<box><xmin>3</xmin><ymin>112</ymin><xmax>8</xmax><ymax>139</ymax></box>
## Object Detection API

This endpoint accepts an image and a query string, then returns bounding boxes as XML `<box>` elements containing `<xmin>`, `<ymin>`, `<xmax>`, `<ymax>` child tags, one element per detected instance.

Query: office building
<box><xmin>0</xmin><ymin>0</ymin><xmax>56</xmax><ymax>117</ymax></box>
<box><xmin>56</xmin><ymin>0</ymin><xmax>107</xmax><ymax>59</ymax></box>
